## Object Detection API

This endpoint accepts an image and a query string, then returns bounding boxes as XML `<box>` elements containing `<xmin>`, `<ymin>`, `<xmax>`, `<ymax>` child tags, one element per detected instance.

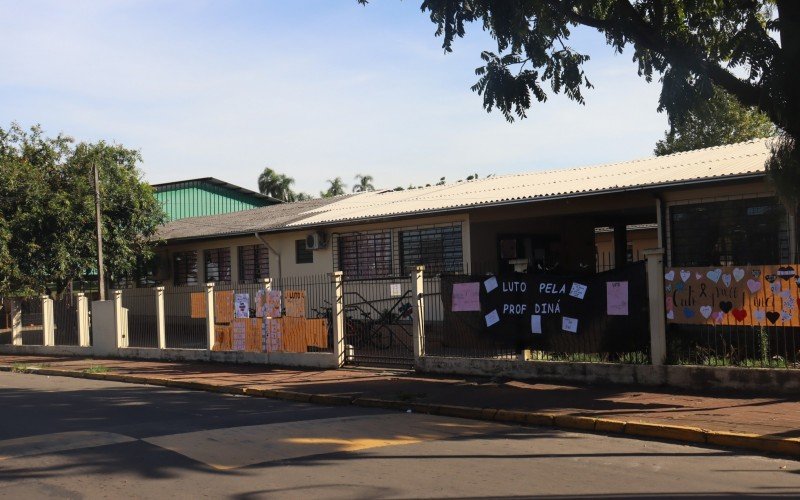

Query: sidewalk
<box><xmin>2</xmin><ymin>354</ymin><xmax>799</xmax><ymax>457</ymax></box>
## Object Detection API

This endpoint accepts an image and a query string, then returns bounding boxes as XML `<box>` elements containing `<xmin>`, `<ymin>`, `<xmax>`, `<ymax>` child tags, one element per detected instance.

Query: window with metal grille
<box><xmin>238</xmin><ymin>244</ymin><xmax>270</xmax><ymax>282</ymax></box>
<box><xmin>295</xmin><ymin>239</ymin><xmax>313</xmax><ymax>264</ymax></box>
<box><xmin>204</xmin><ymin>247</ymin><xmax>231</xmax><ymax>283</ymax></box>
<box><xmin>670</xmin><ymin>197</ymin><xmax>789</xmax><ymax>266</ymax></box>
<box><xmin>399</xmin><ymin>224</ymin><xmax>463</xmax><ymax>274</ymax></box>
<box><xmin>337</xmin><ymin>231</ymin><xmax>392</xmax><ymax>278</ymax></box>
<box><xmin>173</xmin><ymin>251</ymin><xmax>198</xmax><ymax>286</ymax></box>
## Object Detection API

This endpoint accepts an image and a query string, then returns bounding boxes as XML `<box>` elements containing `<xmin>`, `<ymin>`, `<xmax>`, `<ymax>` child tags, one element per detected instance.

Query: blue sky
<box><xmin>0</xmin><ymin>0</ymin><xmax>667</xmax><ymax>194</ymax></box>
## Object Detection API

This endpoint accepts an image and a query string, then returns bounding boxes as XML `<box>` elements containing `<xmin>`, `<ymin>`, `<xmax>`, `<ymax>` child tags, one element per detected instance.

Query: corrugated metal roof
<box><xmin>157</xmin><ymin>138</ymin><xmax>773</xmax><ymax>241</ymax></box>
<box><xmin>288</xmin><ymin>138</ymin><xmax>773</xmax><ymax>227</ymax></box>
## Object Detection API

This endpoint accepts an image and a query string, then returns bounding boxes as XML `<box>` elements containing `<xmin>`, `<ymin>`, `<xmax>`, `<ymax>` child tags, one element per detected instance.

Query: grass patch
<box><xmin>10</xmin><ymin>362</ymin><xmax>48</xmax><ymax>373</ymax></box>
<box><xmin>82</xmin><ymin>365</ymin><xmax>110</xmax><ymax>374</ymax></box>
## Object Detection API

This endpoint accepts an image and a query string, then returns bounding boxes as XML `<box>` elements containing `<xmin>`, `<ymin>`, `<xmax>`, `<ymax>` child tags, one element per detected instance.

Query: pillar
<box><xmin>331</xmin><ymin>272</ymin><xmax>345</xmax><ymax>367</ymax></box>
<box><xmin>411</xmin><ymin>265</ymin><xmax>425</xmax><ymax>364</ymax></box>
<box><xmin>205</xmin><ymin>282</ymin><xmax>216</xmax><ymax>350</ymax></box>
<box><xmin>155</xmin><ymin>286</ymin><xmax>166</xmax><ymax>349</ymax></box>
<box><xmin>42</xmin><ymin>295</ymin><xmax>55</xmax><ymax>346</ymax></box>
<box><xmin>113</xmin><ymin>290</ymin><xmax>127</xmax><ymax>348</ymax></box>
<box><xmin>76</xmin><ymin>293</ymin><xmax>90</xmax><ymax>347</ymax></box>
<box><xmin>11</xmin><ymin>299</ymin><xmax>22</xmax><ymax>346</ymax></box>
<box><xmin>644</xmin><ymin>248</ymin><xmax>667</xmax><ymax>365</ymax></box>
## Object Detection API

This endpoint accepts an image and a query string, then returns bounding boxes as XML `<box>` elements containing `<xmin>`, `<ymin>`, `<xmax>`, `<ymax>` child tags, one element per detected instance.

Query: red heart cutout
<box><xmin>732</xmin><ymin>308</ymin><xmax>748</xmax><ymax>322</ymax></box>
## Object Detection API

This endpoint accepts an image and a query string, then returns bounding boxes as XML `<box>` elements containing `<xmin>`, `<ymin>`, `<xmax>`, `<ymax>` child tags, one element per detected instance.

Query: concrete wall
<box><xmin>0</xmin><ymin>344</ymin><xmax>338</xmax><ymax>369</ymax></box>
<box><xmin>417</xmin><ymin>356</ymin><xmax>800</xmax><ymax>395</ymax></box>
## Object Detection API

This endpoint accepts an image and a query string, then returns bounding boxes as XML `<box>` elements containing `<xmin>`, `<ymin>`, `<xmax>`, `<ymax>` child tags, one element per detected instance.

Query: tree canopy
<box><xmin>321</xmin><ymin>177</ymin><xmax>347</xmax><ymax>198</ymax></box>
<box><xmin>362</xmin><ymin>0</ymin><xmax>800</xmax><ymax>206</ymax></box>
<box><xmin>654</xmin><ymin>86</ymin><xmax>776</xmax><ymax>156</ymax></box>
<box><xmin>352</xmin><ymin>174</ymin><xmax>376</xmax><ymax>192</ymax></box>
<box><xmin>0</xmin><ymin>124</ymin><xmax>165</xmax><ymax>297</ymax></box>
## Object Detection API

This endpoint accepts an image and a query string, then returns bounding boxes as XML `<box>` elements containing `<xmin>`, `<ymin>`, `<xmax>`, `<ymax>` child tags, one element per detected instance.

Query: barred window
<box><xmin>670</xmin><ymin>197</ymin><xmax>789</xmax><ymax>267</ymax></box>
<box><xmin>337</xmin><ymin>232</ymin><xmax>392</xmax><ymax>278</ymax></box>
<box><xmin>204</xmin><ymin>247</ymin><xmax>231</xmax><ymax>283</ymax></box>
<box><xmin>295</xmin><ymin>239</ymin><xmax>313</xmax><ymax>264</ymax></box>
<box><xmin>173</xmin><ymin>251</ymin><xmax>198</xmax><ymax>286</ymax></box>
<box><xmin>400</xmin><ymin>224</ymin><xmax>463</xmax><ymax>275</ymax></box>
<box><xmin>238</xmin><ymin>244</ymin><xmax>270</xmax><ymax>282</ymax></box>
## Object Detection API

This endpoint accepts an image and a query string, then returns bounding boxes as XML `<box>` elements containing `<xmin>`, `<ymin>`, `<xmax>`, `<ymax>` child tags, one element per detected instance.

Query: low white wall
<box><xmin>417</xmin><ymin>356</ymin><xmax>800</xmax><ymax>394</ymax></box>
<box><xmin>0</xmin><ymin>344</ymin><xmax>338</xmax><ymax>369</ymax></box>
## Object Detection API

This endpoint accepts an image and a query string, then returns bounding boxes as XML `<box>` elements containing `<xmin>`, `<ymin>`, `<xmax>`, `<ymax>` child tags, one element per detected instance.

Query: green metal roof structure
<box><xmin>153</xmin><ymin>177</ymin><xmax>281</xmax><ymax>221</ymax></box>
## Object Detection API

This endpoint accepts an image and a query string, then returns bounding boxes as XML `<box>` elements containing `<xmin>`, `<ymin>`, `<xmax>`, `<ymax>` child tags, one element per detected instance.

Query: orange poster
<box><xmin>664</xmin><ymin>265</ymin><xmax>799</xmax><ymax>327</ymax></box>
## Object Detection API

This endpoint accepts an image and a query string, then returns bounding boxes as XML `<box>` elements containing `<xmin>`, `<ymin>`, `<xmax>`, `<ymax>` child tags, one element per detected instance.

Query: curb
<box><xmin>3</xmin><ymin>364</ymin><xmax>799</xmax><ymax>458</ymax></box>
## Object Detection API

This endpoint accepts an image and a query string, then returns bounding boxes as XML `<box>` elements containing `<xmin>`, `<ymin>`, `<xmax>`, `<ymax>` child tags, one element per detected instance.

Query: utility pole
<box><xmin>93</xmin><ymin>161</ymin><xmax>106</xmax><ymax>301</ymax></box>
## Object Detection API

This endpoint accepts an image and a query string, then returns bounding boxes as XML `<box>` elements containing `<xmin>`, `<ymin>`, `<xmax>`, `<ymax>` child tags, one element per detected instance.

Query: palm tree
<box><xmin>258</xmin><ymin>167</ymin><xmax>295</xmax><ymax>201</ymax></box>
<box><xmin>321</xmin><ymin>177</ymin><xmax>346</xmax><ymax>198</ymax></box>
<box><xmin>352</xmin><ymin>174</ymin><xmax>375</xmax><ymax>193</ymax></box>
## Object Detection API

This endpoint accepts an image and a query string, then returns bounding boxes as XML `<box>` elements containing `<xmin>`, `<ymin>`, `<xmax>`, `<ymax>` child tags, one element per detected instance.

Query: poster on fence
<box><xmin>265</xmin><ymin>318</ymin><xmax>282</xmax><ymax>352</ymax></box>
<box><xmin>255</xmin><ymin>290</ymin><xmax>265</xmax><ymax>317</ymax></box>
<box><xmin>190</xmin><ymin>292</ymin><xmax>206</xmax><ymax>318</ymax></box>
<box><xmin>231</xmin><ymin>320</ymin><xmax>246</xmax><ymax>351</ymax></box>
<box><xmin>213</xmin><ymin>324</ymin><xmax>232</xmax><ymax>351</ymax></box>
<box><xmin>234</xmin><ymin>293</ymin><xmax>250</xmax><ymax>318</ymax></box>
<box><xmin>452</xmin><ymin>282</ymin><xmax>480</xmax><ymax>312</ymax></box>
<box><xmin>263</xmin><ymin>290</ymin><xmax>282</xmax><ymax>318</ymax></box>
<box><xmin>664</xmin><ymin>265</ymin><xmax>800</xmax><ymax>326</ymax></box>
<box><xmin>215</xmin><ymin>290</ymin><xmax>234</xmax><ymax>324</ymax></box>
<box><xmin>284</xmin><ymin>290</ymin><xmax>306</xmax><ymax>318</ymax></box>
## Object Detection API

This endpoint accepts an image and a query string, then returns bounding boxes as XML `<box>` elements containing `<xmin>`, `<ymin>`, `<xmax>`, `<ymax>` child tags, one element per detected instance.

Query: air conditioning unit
<box><xmin>305</xmin><ymin>232</ymin><xmax>327</xmax><ymax>250</ymax></box>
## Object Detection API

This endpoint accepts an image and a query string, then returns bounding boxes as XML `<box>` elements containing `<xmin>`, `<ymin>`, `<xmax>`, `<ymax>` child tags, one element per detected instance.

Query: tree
<box><xmin>352</xmin><ymin>174</ymin><xmax>376</xmax><ymax>192</ymax></box>
<box><xmin>361</xmin><ymin>1</ymin><xmax>800</xmax><ymax>207</ymax></box>
<box><xmin>257</xmin><ymin>167</ymin><xmax>296</xmax><ymax>202</ymax></box>
<box><xmin>0</xmin><ymin>124</ymin><xmax>165</xmax><ymax>297</ymax></box>
<box><xmin>321</xmin><ymin>177</ymin><xmax>347</xmax><ymax>197</ymax></box>
<box><xmin>655</xmin><ymin>86</ymin><xmax>776</xmax><ymax>156</ymax></box>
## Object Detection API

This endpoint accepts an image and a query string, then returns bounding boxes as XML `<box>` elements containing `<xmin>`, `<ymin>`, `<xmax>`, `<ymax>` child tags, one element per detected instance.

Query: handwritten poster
<box><xmin>232</xmin><ymin>320</ymin><xmax>246</xmax><ymax>351</ymax></box>
<box><xmin>562</xmin><ymin>316</ymin><xmax>578</xmax><ymax>333</ymax></box>
<box><xmin>607</xmin><ymin>281</ymin><xmax>629</xmax><ymax>316</ymax></box>
<box><xmin>255</xmin><ymin>290</ymin><xmax>265</xmax><ymax>318</ymax></box>
<box><xmin>569</xmin><ymin>283</ymin><xmax>587</xmax><ymax>300</ymax></box>
<box><xmin>215</xmin><ymin>290</ymin><xmax>234</xmax><ymax>324</ymax></box>
<box><xmin>485</xmin><ymin>309</ymin><xmax>500</xmax><ymax>327</ymax></box>
<box><xmin>390</xmin><ymin>283</ymin><xmax>402</xmax><ymax>297</ymax></box>
<box><xmin>263</xmin><ymin>290</ymin><xmax>282</xmax><ymax>318</ymax></box>
<box><xmin>265</xmin><ymin>318</ymin><xmax>282</xmax><ymax>352</ymax></box>
<box><xmin>452</xmin><ymin>282</ymin><xmax>481</xmax><ymax>312</ymax></box>
<box><xmin>190</xmin><ymin>292</ymin><xmax>206</xmax><ymax>318</ymax></box>
<box><xmin>234</xmin><ymin>293</ymin><xmax>250</xmax><ymax>318</ymax></box>
<box><xmin>664</xmin><ymin>265</ymin><xmax>800</xmax><ymax>326</ymax></box>
<box><xmin>284</xmin><ymin>290</ymin><xmax>306</xmax><ymax>318</ymax></box>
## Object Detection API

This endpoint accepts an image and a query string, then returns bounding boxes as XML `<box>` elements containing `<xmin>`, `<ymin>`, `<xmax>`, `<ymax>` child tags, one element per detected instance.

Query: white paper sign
<box><xmin>484</xmin><ymin>276</ymin><xmax>498</xmax><ymax>293</ymax></box>
<box><xmin>531</xmin><ymin>315</ymin><xmax>542</xmax><ymax>334</ymax></box>
<box><xmin>562</xmin><ymin>316</ymin><xmax>578</xmax><ymax>333</ymax></box>
<box><xmin>569</xmin><ymin>283</ymin><xmax>587</xmax><ymax>300</ymax></box>
<box><xmin>607</xmin><ymin>281</ymin><xmax>629</xmax><ymax>316</ymax></box>
<box><xmin>485</xmin><ymin>309</ymin><xmax>500</xmax><ymax>327</ymax></box>
<box><xmin>390</xmin><ymin>283</ymin><xmax>402</xmax><ymax>297</ymax></box>
<box><xmin>234</xmin><ymin>293</ymin><xmax>250</xmax><ymax>318</ymax></box>
<box><xmin>232</xmin><ymin>320</ymin><xmax>246</xmax><ymax>350</ymax></box>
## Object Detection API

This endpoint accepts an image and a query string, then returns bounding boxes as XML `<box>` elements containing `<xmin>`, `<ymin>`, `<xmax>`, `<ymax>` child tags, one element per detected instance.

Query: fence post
<box><xmin>113</xmin><ymin>290</ymin><xmax>128</xmax><ymax>348</ymax></box>
<box><xmin>331</xmin><ymin>272</ymin><xmax>345</xmax><ymax>367</ymax></box>
<box><xmin>205</xmin><ymin>282</ymin><xmax>216</xmax><ymax>350</ymax></box>
<box><xmin>644</xmin><ymin>248</ymin><xmax>667</xmax><ymax>365</ymax></box>
<box><xmin>42</xmin><ymin>295</ymin><xmax>55</xmax><ymax>346</ymax></box>
<box><xmin>411</xmin><ymin>265</ymin><xmax>425</xmax><ymax>366</ymax></box>
<box><xmin>76</xmin><ymin>293</ymin><xmax>90</xmax><ymax>347</ymax></box>
<box><xmin>10</xmin><ymin>299</ymin><xmax>22</xmax><ymax>346</ymax></box>
<box><xmin>155</xmin><ymin>286</ymin><xmax>166</xmax><ymax>349</ymax></box>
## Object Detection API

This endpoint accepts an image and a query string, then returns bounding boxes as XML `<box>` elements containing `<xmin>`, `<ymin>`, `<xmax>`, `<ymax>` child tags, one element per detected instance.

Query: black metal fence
<box><xmin>122</xmin><ymin>289</ymin><xmax>158</xmax><ymax>348</ymax></box>
<box><xmin>53</xmin><ymin>295</ymin><xmax>79</xmax><ymax>346</ymax></box>
<box><xmin>164</xmin><ymin>285</ymin><xmax>207</xmax><ymax>349</ymax></box>
<box><xmin>19</xmin><ymin>298</ymin><xmax>43</xmax><ymax>345</ymax></box>
<box><xmin>341</xmin><ymin>276</ymin><xmax>414</xmax><ymax>368</ymax></box>
<box><xmin>423</xmin><ymin>262</ymin><xmax>650</xmax><ymax>363</ymax></box>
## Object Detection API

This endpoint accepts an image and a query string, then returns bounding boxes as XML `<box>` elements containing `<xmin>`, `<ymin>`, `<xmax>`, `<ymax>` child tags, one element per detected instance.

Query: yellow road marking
<box><xmin>0</xmin><ymin>431</ymin><xmax>136</xmax><ymax>461</ymax></box>
<box><xmin>144</xmin><ymin>413</ymin><xmax>501</xmax><ymax>470</ymax></box>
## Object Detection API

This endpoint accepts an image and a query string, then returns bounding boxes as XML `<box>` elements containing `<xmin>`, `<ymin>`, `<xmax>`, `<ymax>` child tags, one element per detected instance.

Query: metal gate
<box><xmin>342</xmin><ymin>277</ymin><xmax>414</xmax><ymax>368</ymax></box>
<box><xmin>53</xmin><ymin>295</ymin><xmax>80</xmax><ymax>345</ymax></box>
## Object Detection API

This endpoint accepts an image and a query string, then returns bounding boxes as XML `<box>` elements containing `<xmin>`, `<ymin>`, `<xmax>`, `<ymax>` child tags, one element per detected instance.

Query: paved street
<box><xmin>1</xmin><ymin>372</ymin><xmax>799</xmax><ymax>499</ymax></box>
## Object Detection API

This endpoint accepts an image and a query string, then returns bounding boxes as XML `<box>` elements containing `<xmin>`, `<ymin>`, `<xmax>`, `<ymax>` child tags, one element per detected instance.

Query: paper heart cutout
<box><xmin>732</xmin><ymin>308</ymin><xmax>748</xmax><ymax>322</ymax></box>
<box><xmin>766</xmin><ymin>311</ymin><xmax>780</xmax><ymax>324</ymax></box>
<box><xmin>754</xmin><ymin>310</ymin><xmax>766</xmax><ymax>322</ymax></box>
<box><xmin>666</xmin><ymin>309</ymin><xmax>675</xmax><ymax>320</ymax></box>
<box><xmin>707</xmin><ymin>269</ymin><xmax>722</xmax><ymax>283</ymax></box>
<box><xmin>699</xmin><ymin>305</ymin><xmax>713</xmax><ymax>319</ymax></box>
<box><xmin>781</xmin><ymin>311</ymin><xmax>792</xmax><ymax>321</ymax></box>
<box><xmin>770</xmin><ymin>282</ymin><xmax>782</xmax><ymax>294</ymax></box>
<box><xmin>676</xmin><ymin>282</ymin><xmax>685</xmax><ymax>291</ymax></box>
<box><xmin>777</xmin><ymin>266</ymin><xmax>796</xmax><ymax>281</ymax></box>
<box><xmin>746</xmin><ymin>279</ymin><xmax>762</xmax><ymax>293</ymax></box>
<box><xmin>665</xmin><ymin>284</ymin><xmax>672</xmax><ymax>293</ymax></box>
<box><xmin>712</xmin><ymin>311</ymin><xmax>724</xmax><ymax>323</ymax></box>
<box><xmin>683</xmin><ymin>307</ymin><xmax>695</xmax><ymax>319</ymax></box>
<box><xmin>779</xmin><ymin>290</ymin><xmax>792</xmax><ymax>299</ymax></box>
<box><xmin>765</xmin><ymin>274</ymin><xmax>777</xmax><ymax>283</ymax></box>
<box><xmin>752</xmin><ymin>270</ymin><xmax>762</xmax><ymax>279</ymax></box>
<box><xmin>732</xmin><ymin>268</ymin><xmax>745</xmax><ymax>282</ymax></box>
<box><xmin>719</xmin><ymin>301</ymin><xmax>733</xmax><ymax>313</ymax></box>
<box><xmin>665</xmin><ymin>297</ymin><xmax>674</xmax><ymax>311</ymax></box>
<box><xmin>680</xmin><ymin>270</ymin><xmax>691</xmax><ymax>282</ymax></box>
<box><xmin>722</xmin><ymin>273</ymin><xmax>732</xmax><ymax>288</ymax></box>
<box><xmin>664</xmin><ymin>270</ymin><xmax>675</xmax><ymax>281</ymax></box>
<box><xmin>695</xmin><ymin>272</ymin><xmax>702</xmax><ymax>280</ymax></box>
